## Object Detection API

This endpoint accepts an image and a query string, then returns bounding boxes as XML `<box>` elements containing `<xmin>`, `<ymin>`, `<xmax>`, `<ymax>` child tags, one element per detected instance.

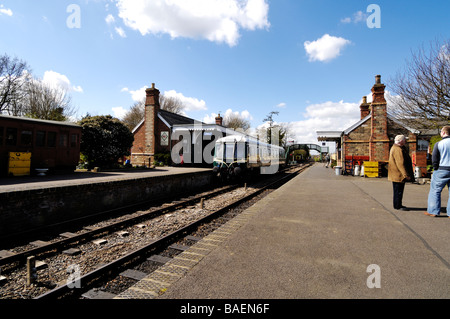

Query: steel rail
<box><xmin>0</xmin><ymin>184</ymin><xmax>238</xmax><ymax>267</ymax></box>
<box><xmin>35</xmin><ymin>164</ymin><xmax>309</xmax><ymax>300</ymax></box>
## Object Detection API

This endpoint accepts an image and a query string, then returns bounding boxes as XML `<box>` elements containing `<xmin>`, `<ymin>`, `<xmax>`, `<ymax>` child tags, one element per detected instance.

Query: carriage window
<box><xmin>236</xmin><ymin>143</ymin><xmax>245</xmax><ymax>160</ymax></box>
<box><xmin>0</xmin><ymin>127</ymin><xmax>3</xmax><ymax>145</ymax></box>
<box><xmin>47</xmin><ymin>132</ymin><xmax>57</xmax><ymax>147</ymax></box>
<box><xmin>71</xmin><ymin>134</ymin><xmax>78</xmax><ymax>147</ymax></box>
<box><xmin>59</xmin><ymin>134</ymin><xmax>68</xmax><ymax>147</ymax></box>
<box><xmin>6</xmin><ymin>128</ymin><xmax>17</xmax><ymax>146</ymax></box>
<box><xmin>36</xmin><ymin>131</ymin><xmax>46</xmax><ymax>147</ymax></box>
<box><xmin>21</xmin><ymin>130</ymin><xmax>33</xmax><ymax>146</ymax></box>
<box><xmin>215</xmin><ymin>143</ymin><xmax>224</xmax><ymax>160</ymax></box>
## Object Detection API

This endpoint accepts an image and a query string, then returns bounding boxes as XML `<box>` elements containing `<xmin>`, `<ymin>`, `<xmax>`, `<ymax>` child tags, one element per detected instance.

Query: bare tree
<box><xmin>0</xmin><ymin>53</ymin><xmax>31</xmax><ymax>115</ymax></box>
<box><xmin>122</xmin><ymin>99</ymin><xmax>145</xmax><ymax>131</ymax></box>
<box><xmin>160</xmin><ymin>95</ymin><xmax>184</xmax><ymax>114</ymax></box>
<box><xmin>223</xmin><ymin>112</ymin><xmax>251</xmax><ymax>131</ymax></box>
<box><xmin>23</xmin><ymin>78</ymin><xmax>75</xmax><ymax>121</ymax></box>
<box><xmin>122</xmin><ymin>94</ymin><xmax>185</xmax><ymax>131</ymax></box>
<box><xmin>388</xmin><ymin>39</ymin><xmax>450</xmax><ymax>129</ymax></box>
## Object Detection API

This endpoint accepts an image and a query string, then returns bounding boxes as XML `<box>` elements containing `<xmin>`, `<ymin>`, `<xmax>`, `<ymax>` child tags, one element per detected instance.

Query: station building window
<box><xmin>6</xmin><ymin>127</ymin><xmax>17</xmax><ymax>146</ymax></box>
<box><xmin>418</xmin><ymin>139</ymin><xmax>429</xmax><ymax>151</ymax></box>
<box><xmin>47</xmin><ymin>132</ymin><xmax>57</xmax><ymax>147</ymax></box>
<box><xmin>21</xmin><ymin>130</ymin><xmax>33</xmax><ymax>146</ymax></box>
<box><xmin>36</xmin><ymin>130</ymin><xmax>46</xmax><ymax>147</ymax></box>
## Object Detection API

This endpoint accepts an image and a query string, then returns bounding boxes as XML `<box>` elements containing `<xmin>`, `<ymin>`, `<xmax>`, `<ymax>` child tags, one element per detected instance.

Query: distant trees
<box><xmin>0</xmin><ymin>53</ymin><xmax>76</xmax><ymax>121</ymax></box>
<box><xmin>79</xmin><ymin>115</ymin><xmax>134</xmax><ymax>168</ymax></box>
<box><xmin>223</xmin><ymin>112</ymin><xmax>251</xmax><ymax>131</ymax></box>
<box><xmin>389</xmin><ymin>39</ymin><xmax>450</xmax><ymax>129</ymax></box>
<box><xmin>122</xmin><ymin>95</ymin><xmax>185</xmax><ymax>131</ymax></box>
<box><xmin>24</xmin><ymin>78</ymin><xmax>75</xmax><ymax>121</ymax></box>
<box><xmin>0</xmin><ymin>54</ymin><xmax>31</xmax><ymax>115</ymax></box>
<box><xmin>258</xmin><ymin>111</ymin><xmax>290</xmax><ymax>147</ymax></box>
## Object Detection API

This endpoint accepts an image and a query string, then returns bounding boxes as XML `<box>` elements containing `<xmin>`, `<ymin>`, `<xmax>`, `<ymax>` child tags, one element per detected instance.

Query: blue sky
<box><xmin>1</xmin><ymin>0</ymin><xmax>449</xmax><ymax>148</ymax></box>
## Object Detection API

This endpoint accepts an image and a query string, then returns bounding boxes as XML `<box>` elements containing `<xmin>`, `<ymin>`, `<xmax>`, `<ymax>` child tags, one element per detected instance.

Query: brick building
<box><xmin>130</xmin><ymin>83</ymin><xmax>243</xmax><ymax>167</ymax></box>
<box><xmin>317</xmin><ymin>75</ymin><xmax>433</xmax><ymax>176</ymax></box>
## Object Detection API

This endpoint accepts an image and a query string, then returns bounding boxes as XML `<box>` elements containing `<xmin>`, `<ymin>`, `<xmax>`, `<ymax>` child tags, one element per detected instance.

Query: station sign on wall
<box><xmin>161</xmin><ymin>131</ymin><xmax>169</xmax><ymax>146</ymax></box>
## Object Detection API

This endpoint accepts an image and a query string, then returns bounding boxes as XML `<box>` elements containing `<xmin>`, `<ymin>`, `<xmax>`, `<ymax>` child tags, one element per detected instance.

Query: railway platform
<box><xmin>141</xmin><ymin>163</ymin><xmax>450</xmax><ymax>300</ymax></box>
<box><xmin>0</xmin><ymin>166</ymin><xmax>211</xmax><ymax>193</ymax></box>
<box><xmin>0</xmin><ymin>166</ymin><xmax>212</xmax><ymax>239</ymax></box>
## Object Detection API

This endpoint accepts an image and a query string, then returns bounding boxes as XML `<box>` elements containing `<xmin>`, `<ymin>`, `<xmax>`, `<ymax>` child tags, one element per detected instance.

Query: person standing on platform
<box><xmin>324</xmin><ymin>154</ymin><xmax>330</xmax><ymax>168</ymax></box>
<box><xmin>425</xmin><ymin>126</ymin><xmax>450</xmax><ymax>218</ymax></box>
<box><xmin>388</xmin><ymin>135</ymin><xmax>414</xmax><ymax>211</ymax></box>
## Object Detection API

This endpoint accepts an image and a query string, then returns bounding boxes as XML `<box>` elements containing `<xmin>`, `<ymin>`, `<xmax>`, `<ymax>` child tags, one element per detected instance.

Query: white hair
<box><xmin>395</xmin><ymin>135</ymin><xmax>406</xmax><ymax>144</ymax></box>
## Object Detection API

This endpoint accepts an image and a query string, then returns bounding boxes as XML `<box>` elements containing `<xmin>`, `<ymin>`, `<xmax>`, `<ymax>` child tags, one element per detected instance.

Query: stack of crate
<box><xmin>363</xmin><ymin>161</ymin><xmax>379</xmax><ymax>178</ymax></box>
<box><xmin>8</xmin><ymin>152</ymin><xmax>31</xmax><ymax>176</ymax></box>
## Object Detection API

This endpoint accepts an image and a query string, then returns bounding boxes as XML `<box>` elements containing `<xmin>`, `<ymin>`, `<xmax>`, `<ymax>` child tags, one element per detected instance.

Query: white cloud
<box><xmin>121</xmin><ymin>86</ymin><xmax>207</xmax><ymax>112</ymax></box>
<box><xmin>73</xmin><ymin>86</ymin><xmax>84</xmax><ymax>93</ymax></box>
<box><xmin>303</xmin><ymin>100</ymin><xmax>359</xmax><ymax>120</ymax></box>
<box><xmin>115</xmin><ymin>26</ymin><xmax>127</xmax><ymax>38</ymax></box>
<box><xmin>0</xmin><ymin>5</ymin><xmax>13</xmax><ymax>17</ymax></box>
<box><xmin>304</xmin><ymin>34</ymin><xmax>351</xmax><ymax>62</ymax></box>
<box><xmin>279</xmin><ymin>100</ymin><xmax>362</xmax><ymax>152</ymax></box>
<box><xmin>112</xmin><ymin>106</ymin><xmax>127</xmax><ymax>119</ymax></box>
<box><xmin>105</xmin><ymin>14</ymin><xmax>116</xmax><ymax>24</ymax></box>
<box><xmin>341</xmin><ymin>11</ymin><xmax>367</xmax><ymax>24</ymax></box>
<box><xmin>276</xmin><ymin>102</ymin><xmax>286</xmax><ymax>108</ymax></box>
<box><xmin>203</xmin><ymin>113</ymin><xmax>219</xmax><ymax>124</ymax></box>
<box><xmin>115</xmin><ymin>0</ymin><xmax>270</xmax><ymax>47</ymax></box>
<box><xmin>42</xmin><ymin>70</ymin><xmax>83</xmax><ymax>93</ymax></box>
<box><xmin>121</xmin><ymin>86</ymin><xmax>147</xmax><ymax>102</ymax></box>
<box><xmin>163</xmin><ymin>89</ymin><xmax>207</xmax><ymax>112</ymax></box>
<box><xmin>105</xmin><ymin>14</ymin><xmax>115</xmax><ymax>24</ymax></box>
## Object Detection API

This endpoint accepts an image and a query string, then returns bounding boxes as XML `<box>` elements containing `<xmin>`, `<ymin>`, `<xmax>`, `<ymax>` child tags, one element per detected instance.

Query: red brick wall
<box><xmin>369</xmin><ymin>76</ymin><xmax>389</xmax><ymax>162</ymax></box>
<box><xmin>344</xmin><ymin>121</ymin><xmax>371</xmax><ymax>157</ymax></box>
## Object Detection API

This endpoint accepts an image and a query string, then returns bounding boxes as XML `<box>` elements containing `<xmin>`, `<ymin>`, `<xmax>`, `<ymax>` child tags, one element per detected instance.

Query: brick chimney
<box><xmin>215</xmin><ymin>114</ymin><xmax>223</xmax><ymax>126</ymax></box>
<box><xmin>369</xmin><ymin>75</ymin><xmax>389</xmax><ymax>162</ymax></box>
<box><xmin>360</xmin><ymin>96</ymin><xmax>370</xmax><ymax>119</ymax></box>
<box><xmin>144</xmin><ymin>83</ymin><xmax>161</xmax><ymax>163</ymax></box>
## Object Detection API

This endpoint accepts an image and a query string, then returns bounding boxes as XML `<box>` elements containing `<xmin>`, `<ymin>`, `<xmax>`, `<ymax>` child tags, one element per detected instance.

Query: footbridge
<box><xmin>285</xmin><ymin>144</ymin><xmax>329</xmax><ymax>161</ymax></box>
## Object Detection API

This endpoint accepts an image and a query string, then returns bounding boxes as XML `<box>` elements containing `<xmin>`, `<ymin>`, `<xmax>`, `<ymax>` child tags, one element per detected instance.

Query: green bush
<box><xmin>154</xmin><ymin>153</ymin><xmax>171</xmax><ymax>166</ymax></box>
<box><xmin>79</xmin><ymin>115</ymin><xmax>134</xmax><ymax>168</ymax></box>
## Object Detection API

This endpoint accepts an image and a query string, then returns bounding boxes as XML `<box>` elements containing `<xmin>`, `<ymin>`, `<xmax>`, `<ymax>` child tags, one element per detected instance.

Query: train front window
<box><xmin>20</xmin><ymin>130</ymin><xmax>33</xmax><ymax>146</ymax></box>
<box><xmin>225</xmin><ymin>143</ymin><xmax>235</xmax><ymax>163</ymax></box>
<box><xmin>6</xmin><ymin>128</ymin><xmax>17</xmax><ymax>146</ymax></box>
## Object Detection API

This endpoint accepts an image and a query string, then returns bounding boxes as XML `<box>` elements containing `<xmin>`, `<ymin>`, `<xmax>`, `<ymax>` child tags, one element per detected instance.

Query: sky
<box><xmin>1</xmin><ymin>0</ymin><xmax>449</xmax><ymax>152</ymax></box>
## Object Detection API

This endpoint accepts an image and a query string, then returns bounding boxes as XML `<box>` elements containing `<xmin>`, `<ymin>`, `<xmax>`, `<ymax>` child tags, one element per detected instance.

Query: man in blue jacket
<box><xmin>425</xmin><ymin>126</ymin><xmax>450</xmax><ymax>217</ymax></box>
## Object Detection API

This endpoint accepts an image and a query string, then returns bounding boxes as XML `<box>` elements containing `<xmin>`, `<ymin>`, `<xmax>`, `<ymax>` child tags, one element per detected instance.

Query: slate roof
<box><xmin>159</xmin><ymin>109</ymin><xmax>204</xmax><ymax>126</ymax></box>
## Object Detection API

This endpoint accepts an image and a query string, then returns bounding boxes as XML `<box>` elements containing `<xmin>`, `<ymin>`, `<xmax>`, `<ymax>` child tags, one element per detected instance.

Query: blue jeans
<box><xmin>427</xmin><ymin>169</ymin><xmax>450</xmax><ymax>216</ymax></box>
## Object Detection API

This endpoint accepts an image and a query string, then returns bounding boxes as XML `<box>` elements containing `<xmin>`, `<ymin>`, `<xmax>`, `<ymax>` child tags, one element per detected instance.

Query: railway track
<box><xmin>0</xmin><ymin>163</ymin><xmax>310</xmax><ymax>299</ymax></box>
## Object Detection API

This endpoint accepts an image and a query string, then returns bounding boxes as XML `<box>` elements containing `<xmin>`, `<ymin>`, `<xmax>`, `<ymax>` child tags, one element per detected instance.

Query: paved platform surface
<box><xmin>0</xmin><ymin>167</ymin><xmax>211</xmax><ymax>193</ymax></box>
<box><xmin>155</xmin><ymin>163</ymin><xmax>449</xmax><ymax>299</ymax></box>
